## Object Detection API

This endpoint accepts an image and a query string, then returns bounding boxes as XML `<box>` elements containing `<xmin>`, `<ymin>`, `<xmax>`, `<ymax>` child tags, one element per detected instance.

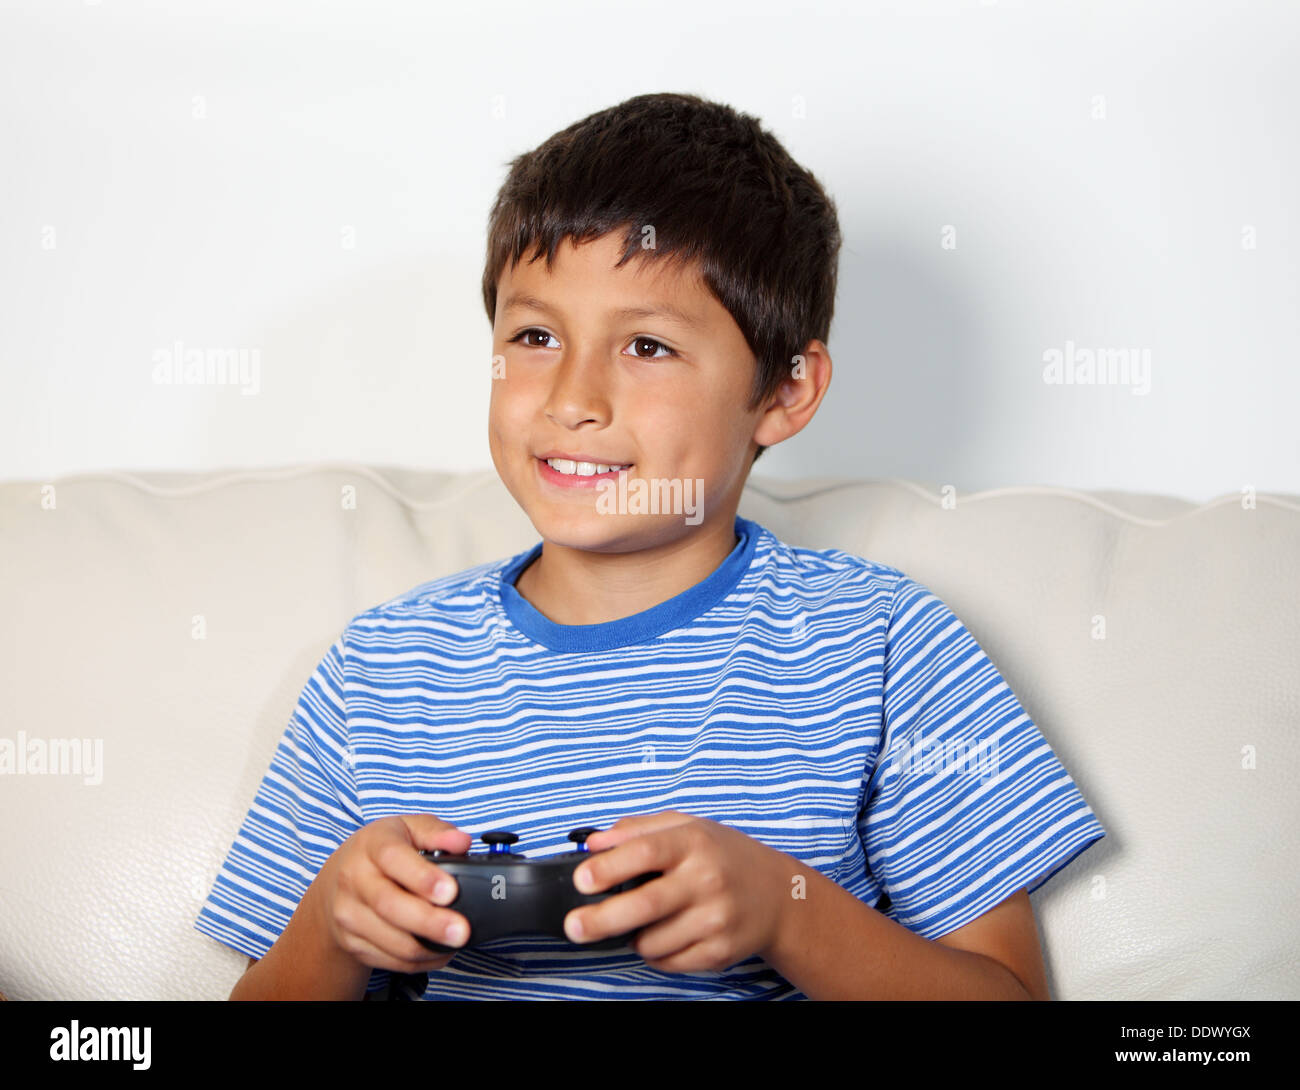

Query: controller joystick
<box><xmin>567</xmin><ymin>826</ymin><xmax>600</xmax><ymax>851</ymax></box>
<box><xmin>416</xmin><ymin>826</ymin><xmax>661</xmax><ymax>953</ymax></box>
<box><xmin>482</xmin><ymin>830</ymin><xmax>519</xmax><ymax>853</ymax></box>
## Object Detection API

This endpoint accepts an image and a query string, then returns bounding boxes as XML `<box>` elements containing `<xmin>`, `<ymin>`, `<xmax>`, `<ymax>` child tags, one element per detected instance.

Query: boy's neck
<box><xmin>512</xmin><ymin>516</ymin><xmax>741</xmax><ymax>627</ymax></box>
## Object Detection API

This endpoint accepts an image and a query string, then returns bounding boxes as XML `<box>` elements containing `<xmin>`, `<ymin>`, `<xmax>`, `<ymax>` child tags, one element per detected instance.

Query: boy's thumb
<box><xmin>402</xmin><ymin>813</ymin><xmax>473</xmax><ymax>853</ymax></box>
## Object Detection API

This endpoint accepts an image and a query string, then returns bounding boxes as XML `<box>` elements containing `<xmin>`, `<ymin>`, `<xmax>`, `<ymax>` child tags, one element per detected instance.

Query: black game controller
<box><xmin>416</xmin><ymin>827</ymin><xmax>662</xmax><ymax>953</ymax></box>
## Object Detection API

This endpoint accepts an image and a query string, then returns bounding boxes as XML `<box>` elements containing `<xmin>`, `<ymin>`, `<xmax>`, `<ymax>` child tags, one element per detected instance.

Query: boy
<box><xmin>195</xmin><ymin>92</ymin><xmax>1105</xmax><ymax>1000</ymax></box>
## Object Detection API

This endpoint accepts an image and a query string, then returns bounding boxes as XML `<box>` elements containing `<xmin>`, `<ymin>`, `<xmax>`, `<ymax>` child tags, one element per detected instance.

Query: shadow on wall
<box><xmin>768</xmin><ymin>225</ymin><xmax>990</xmax><ymax>492</ymax></box>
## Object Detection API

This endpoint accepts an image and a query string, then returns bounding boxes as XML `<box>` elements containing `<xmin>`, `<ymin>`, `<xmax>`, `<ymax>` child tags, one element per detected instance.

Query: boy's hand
<box><xmin>313</xmin><ymin>814</ymin><xmax>474</xmax><ymax>975</ymax></box>
<box><xmin>563</xmin><ymin>811</ymin><xmax>793</xmax><ymax>974</ymax></box>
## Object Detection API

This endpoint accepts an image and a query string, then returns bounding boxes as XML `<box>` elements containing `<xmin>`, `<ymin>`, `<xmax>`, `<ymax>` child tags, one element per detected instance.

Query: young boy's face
<box><xmin>488</xmin><ymin>230</ymin><xmax>769</xmax><ymax>551</ymax></box>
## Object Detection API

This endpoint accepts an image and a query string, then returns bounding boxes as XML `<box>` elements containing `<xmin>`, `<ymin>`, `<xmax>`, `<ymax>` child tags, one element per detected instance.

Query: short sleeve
<box><xmin>858</xmin><ymin>575</ymin><xmax>1106</xmax><ymax>939</ymax></box>
<box><xmin>194</xmin><ymin>632</ymin><xmax>392</xmax><ymax>999</ymax></box>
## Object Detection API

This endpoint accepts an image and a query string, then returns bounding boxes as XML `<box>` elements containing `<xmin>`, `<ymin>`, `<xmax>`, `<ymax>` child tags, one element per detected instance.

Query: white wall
<box><xmin>2</xmin><ymin>0</ymin><xmax>1296</xmax><ymax>502</ymax></box>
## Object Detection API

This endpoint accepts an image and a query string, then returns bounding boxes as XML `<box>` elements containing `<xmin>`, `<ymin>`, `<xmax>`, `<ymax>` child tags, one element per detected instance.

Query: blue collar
<box><xmin>497</xmin><ymin>515</ymin><xmax>760</xmax><ymax>653</ymax></box>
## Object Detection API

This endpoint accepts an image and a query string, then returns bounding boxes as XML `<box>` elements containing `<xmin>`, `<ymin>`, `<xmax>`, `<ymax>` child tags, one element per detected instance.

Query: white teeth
<box><xmin>545</xmin><ymin>458</ymin><xmax>630</xmax><ymax>476</ymax></box>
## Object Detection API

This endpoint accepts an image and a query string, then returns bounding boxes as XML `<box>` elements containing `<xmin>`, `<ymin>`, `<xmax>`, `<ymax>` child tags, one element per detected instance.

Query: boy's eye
<box><xmin>507</xmin><ymin>328</ymin><xmax>677</xmax><ymax>359</ymax></box>
<box><xmin>627</xmin><ymin>336</ymin><xmax>676</xmax><ymax>360</ymax></box>
<box><xmin>510</xmin><ymin>328</ymin><xmax>559</xmax><ymax>349</ymax></box>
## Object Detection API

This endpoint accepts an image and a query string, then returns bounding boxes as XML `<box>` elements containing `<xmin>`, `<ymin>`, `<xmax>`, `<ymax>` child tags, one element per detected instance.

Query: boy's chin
<box><xmin>530</xmin><ymin>508</ymin><xmax>631</xmax><ymax>540</ymax></box>
<box><xmin>526</xmin><ymin>509</ymin><xmax>670</xmax><ymax>549</ymax></box>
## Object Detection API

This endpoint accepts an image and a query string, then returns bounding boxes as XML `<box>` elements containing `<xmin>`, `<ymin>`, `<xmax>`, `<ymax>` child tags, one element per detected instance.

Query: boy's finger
<box><xmin>567</xmin><ymin>870</ymin><xmax>680</xmax><ymax>945</ymax></box>
<box><xmin>582</xmin><ymin>821</ymin><xmax>695</xmax><ymax>886</ymax></box>
<box><xmin>587</xmin><ymin>810</ymin><xmax>694</xmax><ymax>849</ymax></box>
<box><xmin>358</xmin><ymin>880</ymin><xmax>470</xmax><ymax>958</ymax></box>
<box><xmin>398</xmin><ymin>814</ymin><xmax>473</xmax><ymax>853</ymax></box>
<box><xmin>346</xmin><ymin>904</ymin><xmax>458</xmax><ymax>974</ymax></box>
<box><xmin>373</xmin><ymin>837</ymin><xmax>462</xmax><ymax>904</ymax></box>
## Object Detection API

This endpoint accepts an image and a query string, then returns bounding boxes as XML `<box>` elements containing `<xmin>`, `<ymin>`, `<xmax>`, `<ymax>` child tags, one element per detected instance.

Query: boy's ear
<box><xmin>752</xmin><ymin>339</ymin><xmax>832</xmax><ymax>452</ymax></box>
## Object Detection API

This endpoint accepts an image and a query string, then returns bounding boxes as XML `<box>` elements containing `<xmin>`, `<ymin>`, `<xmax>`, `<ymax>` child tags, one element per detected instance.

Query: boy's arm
<box><xmin>930</xmin><ymin>888</ymin><xmax>1051</xmax><ymax>999</ymax></box>
<box><xmin>242</xmin><ymin>958</ymin><xmax>386</xmax><ymax>1001</ymax></box>
<box><xmin>762</xmin><ymin>859</ymin><xmax>1050</xmax><ymax>1000</ymax></box>
<box><xmin>229</xmin><ymin>876</ymin><xmax>372</xmax><ymax>1001</ymax></box>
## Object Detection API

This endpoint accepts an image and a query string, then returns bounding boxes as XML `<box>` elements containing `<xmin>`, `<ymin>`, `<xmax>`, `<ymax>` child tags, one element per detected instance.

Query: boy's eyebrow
<box><xmin>500</xmin><ymin>292</ymin><xmax>704</xmax><ymax>331</ymax></box>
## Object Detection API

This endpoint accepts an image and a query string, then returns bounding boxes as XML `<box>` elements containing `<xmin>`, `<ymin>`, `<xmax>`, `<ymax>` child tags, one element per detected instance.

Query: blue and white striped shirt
<box><xmin>195</xmin><ymin>514</ymin><xmax>1105</xmax><ymax>999</ymax></box>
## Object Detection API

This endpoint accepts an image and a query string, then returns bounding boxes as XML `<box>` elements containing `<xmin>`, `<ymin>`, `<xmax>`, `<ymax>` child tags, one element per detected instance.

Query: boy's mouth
<box><xmin>535</xmin><ymin>455</ymin><xmax>634</xmax><ymax>488</ymax></box>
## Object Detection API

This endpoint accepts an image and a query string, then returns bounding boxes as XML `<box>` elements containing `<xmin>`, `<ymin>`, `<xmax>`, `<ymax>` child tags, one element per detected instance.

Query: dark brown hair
<box><xmin>481</xmin><ymin>92</ymin><xmax>842</xmax><ymax>466</ymax></box>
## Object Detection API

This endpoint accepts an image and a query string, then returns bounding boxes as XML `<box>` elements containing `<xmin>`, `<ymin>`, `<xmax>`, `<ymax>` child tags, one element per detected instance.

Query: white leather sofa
<box><xmin>1</xmin><ymin>464</ymin><xmax>1296</xmax><ymax>1000</ymax></box>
